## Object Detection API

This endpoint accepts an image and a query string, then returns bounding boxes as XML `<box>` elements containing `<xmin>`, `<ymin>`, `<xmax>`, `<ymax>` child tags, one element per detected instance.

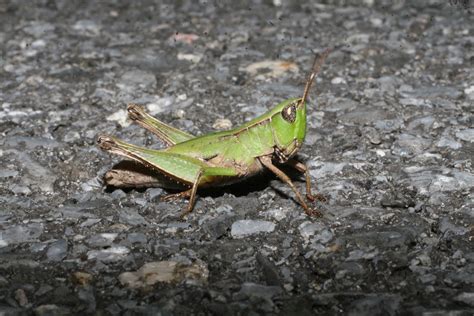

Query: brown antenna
<box><xmin>301</xmin><ymin>48</ymin><xmax>332</xmax><ymax>104</ymax></box>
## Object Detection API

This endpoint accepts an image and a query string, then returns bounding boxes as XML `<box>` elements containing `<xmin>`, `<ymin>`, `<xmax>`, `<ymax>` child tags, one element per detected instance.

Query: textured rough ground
<box><xmin>1</xmin><ymin>0</ymin><xmax>473</xmax><ymax>315</ymax></box>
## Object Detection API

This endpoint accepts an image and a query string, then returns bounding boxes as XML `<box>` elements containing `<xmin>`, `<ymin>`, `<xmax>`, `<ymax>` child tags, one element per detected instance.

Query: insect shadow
<box><xmin>104</xmin><ymin>159</ymin><xmax>307</xmax><ymax>202</ymax></box>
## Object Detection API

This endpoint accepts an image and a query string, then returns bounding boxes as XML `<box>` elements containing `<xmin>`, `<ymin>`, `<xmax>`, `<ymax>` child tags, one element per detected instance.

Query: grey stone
<box><xmin>86</xmin><ymin>233</ymin><xmax>118</xmax><ymax>248</ymax></box>
<box><xmin>4</xmin><ymin>149</ymin><xmax>56</xmax><ymax>193</ymax></box>
<box><xmin>454</xmin><ymin>292</ymin><xmax>474</xmax><ymax>307</ymax></box>
<box><xmin>80</xmin><ymin>218</ymin><xmax>101</xmax><ymax>227</ymax></box>
<box><xmin>346</xmin><ymin>249</ymin><xmax>379</xmax><ymax>261</ymax></box>
<box><xmin>381</xmin><ymin>191</ymin><xmax>415</xmax><ymax>208</ymax></box>
<box><xmin>231</xmin><ymin>220</ymin><xmax>276</xmax><ymax>238</ymax></box>
<box><xmin>298</xmin><ymin>221</ymin><xmax>325</xmax><ymax>239</ymax></box>
<box><xmin>437</xmin><ymin>136</ymin><xmax>462</xmax><ymax>149</ymax></box>
<box><xmin>77</xmin><ymin>286</ymin><xmax>96</xmax><ymax>313</ymax></box>
<box><xmin>392</xmin><ymin>134</ymin><xmax>431</xmax><ymax>157</ymax></box>
<box><xmin>445</xmin><ymin>263</ymin><xmax>474</xmax><ymax>286</ymax></box>
<box><xmin>110</xmin><ymin>189</ymin><xmax>127</xmax><ymax>199</ymax></box>
<box><xmin>407</xmin><ymin>116</ymin><xmax>435</xmax><ymax>131</ymax></box>
<box><xmin>336</xmin><ymin>262</ymin><xmax>367</xmax><ymax>278</ymax></box>
<box><xmin>118</xmin><ymin>208</ymin><xmax>148</xmax><ymax>226</ymax></box>
<box><xmin>3</xmin><ymin>136</ymin><xmax>61</xmax><ymax>150</ymax></box>
<box><xmin>456</xmin><ymin>129</ymin><xmax>474</xmax><ymax>142</ymax></box>
<box><xmin>0</xmin><ymin>275</ymin><xmax>8</xmax><ymax>287</ymax></box>
<box><xmin>325</xmin><ymin>98</ymin><xmax>358</xmax><ymax>112</ymax></box>
<box><xmin>117</xmin><ymin>70</ymin><xmax>157</xmax><ymax>92</ymax></box>
<box><xmin>439</xmin><ymin>217</ymin><xmax>469</xmax><ymax>236</ymax></box>
<box><xmin>46</xmin><ymin>239</ymin><xmax>68</xmax><ymax>262</ymax></box>
<box><xmin>63</xmin><ymin>131</ymin><xmax>81</xmax><ymax>143</ymax></box>
<box><xmin>374</xmin><ymin>119</ymin><xmax>404</xmax><ymax>132</ymax></box>
<box><xmin>0</xmin><ymin>259</ymin><xmax>40</xmax><ymax>269</ymax></box>
<box><xmin>256</xmin><ymin>253</ymin><xmax>281</xmax><ymax>286</ymax></box>
<box><xmin>429</xmin><ymin>172</ymin><xmax>474</xmax><ymax>193</ymax></box>
<box><xmin>263</xmin><ymin>207</ymin><xmax>290</xmax><ymax>221</ymax></box>
<box><xmin>126</xmin><ymin>233</ymin><xmax>148</xmax><ymax>246</ymax></box>
<box><xmin>339</xmin><ymin>109</ymin><xmax>388</xmax><ymax>125</ymax></box>
<box><xmin>452</xmin><ymin>171</ymin><xmax>474</xmax><ymax>192</ymax></box>
<box><xmin>34</xmin><ymin>304</ymin><xmax>70</xmax><ymax>316</ymax></box>
<box><xmin>122</xmin><ymin>48</ymin><xmax>175</xmax><ymax>72</ymax></box>
<box><xmin>0</xmin><ymin>307</ymin><xmax>24</xmax><ymax>315</ymax></box>
<box><xmin>87</xmin><ymin>246</ymin><xmax>130</xmax><ymax>262</ymax></box>
<box><xmin>234</xmin><ymin>282</ymin><xmax>282</xmax><ymax>301</ymax></box>
<box><xmin>59</xmin><ymin>205</ymin><xmax>96</xmax><ymax>219</ymax></box>
<box><xmin>35</xmin><ymin>284</ymin><xmax>54</xmax><ymax>297</ymax></box>
<box><xmin>348</xmin><ymin>294</ymin><xmax>402</xmax><ymax>316</ymax></box>
<box><xmin>23</xmin><ymin>22</ymin><xmax>56</xmax><ymax>37</ymax></box>
<box><xmin>309</xmin><ymin>161</ymin><xmax>347</xmax><ymax>179</ymax></box>
<box><xmin>364</xmin><ymin>127</ymin><xmax>382</xmax><ymax>144</ymax></box>
<box><xmin>400</xmin><ymin>85</ymin><xmax>462</xmax><ymax>99</ymax></box>
<box><xmin>0</xmin><ymin>223</ymin><xmax>44</xmax><ymax>247</ymax></box>
<box><xmin>146</xmin><ymin>188</ymin><xmax>164</xmax><ymax>202</ymax></box>
<box><xmin>311</xmin><ymin>229</ymin><xmax>334</xmax><ymax>244</ymax></box>
<box><xmin>72</xmin><ymin>20</ymin><xmax>101</xmax><ymax>36</ymax></box>
<box><xmin>0</xmin><ymin>169</ymin><xmax>19</xmax><ymax>178</ymax></box>
<box><xmin>9</xmin><ymin>184</ymin><xmax>31</xmax><ymax>195</ymax></box>
<box><xmin>203</xmin><ymin>214</ymin><xmax>236</xmax><ymax>239</ymax></box>
<box><xmin>343</xmin><ymin>229</ymin><xmax>417</xmax><ymax>249</ymax></box>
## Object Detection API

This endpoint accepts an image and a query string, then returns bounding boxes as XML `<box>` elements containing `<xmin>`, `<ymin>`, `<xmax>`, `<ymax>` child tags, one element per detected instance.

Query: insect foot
<box><xmin>161</xmin><ymin>190</ymin><xmax>192</xmax><ymax>202</ymax></box>
<box><xmin>306</xmin><ymin>208</ymin><xmax>323</xmax><ymax>218</ymax></box>
<box><xmin>306</xmin><ymin>193</ymin><xmax>328</xmax><ymax>203</ymax></box>
<box><xmin>127</xmin><ymin>103</ymin><xmax>145</xmax><ymax>121</ymax></box>
<box><xmin>97</xmin><ymin>135</ymin><xmax>115</xmax><ymax>151</ymax></box>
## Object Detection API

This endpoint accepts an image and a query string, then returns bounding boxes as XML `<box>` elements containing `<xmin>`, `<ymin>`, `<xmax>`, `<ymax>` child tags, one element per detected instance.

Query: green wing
<box><xmin>127</xmin><ymin>104</ymin><xmax>194</xmax><ymax>146</ymax></box>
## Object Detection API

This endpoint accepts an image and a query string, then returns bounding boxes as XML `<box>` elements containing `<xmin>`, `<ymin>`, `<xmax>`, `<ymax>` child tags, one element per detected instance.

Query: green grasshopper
<box><xmin>98</xmin><ymin>49</ymin><xmax>330</xmax><ymax>217</ymax></box>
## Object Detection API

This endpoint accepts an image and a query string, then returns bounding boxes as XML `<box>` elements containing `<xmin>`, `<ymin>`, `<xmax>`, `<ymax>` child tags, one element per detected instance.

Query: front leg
<box><xmin>259</xmin><ymin>156</ymin><xmax>321</xmax><ymax>217</ymax></box>
<box><xmin>287</xmin><ymin>159</ymin><xmax>326</xmax><ymax>202</ymax></box>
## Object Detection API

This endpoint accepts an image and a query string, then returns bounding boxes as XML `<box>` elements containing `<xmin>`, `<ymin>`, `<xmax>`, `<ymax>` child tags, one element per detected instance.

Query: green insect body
<box><xmin>98</xmin><ymin>50</ymin><xmax>330</xmax><ymax>217</ymax></box>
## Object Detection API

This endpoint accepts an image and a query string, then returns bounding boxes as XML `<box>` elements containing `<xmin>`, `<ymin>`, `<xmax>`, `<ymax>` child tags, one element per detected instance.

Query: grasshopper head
<box><xmin>271</xmin><ymin>97</ymin><xmax>307</xmax><ymax>162</ymax></box>
<box><xmin>271</xmin><ymin>49</ymin><xmax>331</xmax><ymax>162</ymax></box>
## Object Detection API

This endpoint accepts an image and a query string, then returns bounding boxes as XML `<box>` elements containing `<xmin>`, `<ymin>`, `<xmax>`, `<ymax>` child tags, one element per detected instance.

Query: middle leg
<box><xmin>161</xmin><ymin>189</ymin><xmax>192</xmax><ymax>202</ymax></box>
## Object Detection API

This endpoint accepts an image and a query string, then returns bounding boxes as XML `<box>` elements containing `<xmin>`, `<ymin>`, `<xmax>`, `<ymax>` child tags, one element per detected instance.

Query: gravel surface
<box><xmin>1</xmin><ymin>0</ymin><xmax>473</xmax><ymax>315</ymax></box>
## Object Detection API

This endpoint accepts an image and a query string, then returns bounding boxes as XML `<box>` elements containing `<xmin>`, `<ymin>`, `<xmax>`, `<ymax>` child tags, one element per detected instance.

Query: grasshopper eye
<box><xmin>282</xmin><ymin>104</ymin><xmax>297</xmax><ymax>123</ymax></box>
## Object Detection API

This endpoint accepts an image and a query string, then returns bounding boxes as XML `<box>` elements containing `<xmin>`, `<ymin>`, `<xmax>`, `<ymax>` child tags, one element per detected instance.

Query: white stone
<box><xmin>231</xmin><ymin>220</ymin><xmax>275</xmax><ymax>238</ymax></box>
<box><xmin>106</xmin><ymin>109</ymin><xmax>130</xmax><ymax>127</ymax></box>
<box><xmin>456</xmin><ymin>129</ymin><xmax>474</xmax><ymax>142</ymax></box>
<box><xmin>331</xmin><ymin>77</ymin><xmax>346</xmax><ymax>85</ymax></box>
